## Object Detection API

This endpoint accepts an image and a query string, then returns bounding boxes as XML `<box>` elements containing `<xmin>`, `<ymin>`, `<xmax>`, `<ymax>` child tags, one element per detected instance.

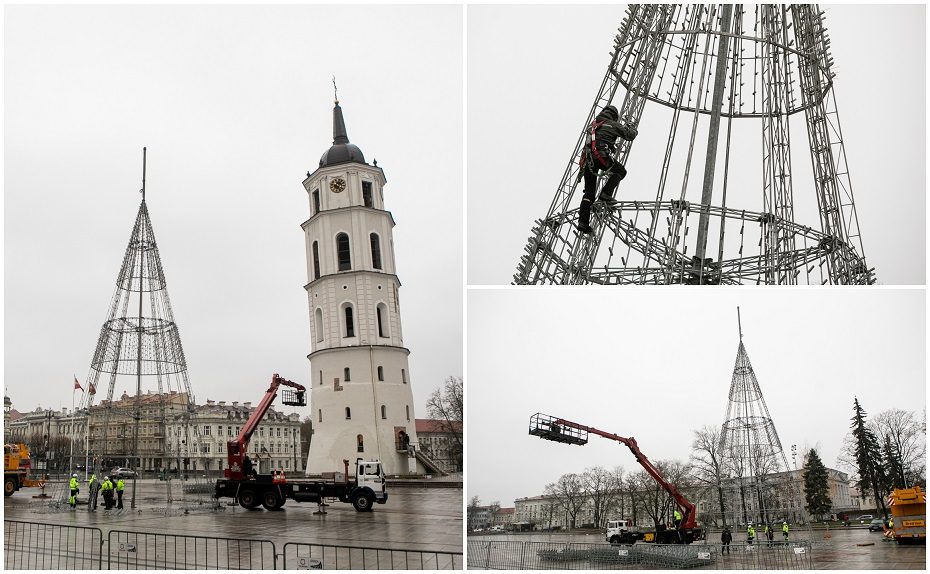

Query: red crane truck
<box><xmin>529</xmin><ymin>413</ymin><xmax>703</xmax><ymax>544</ymax></box>
<box><xmin>213</xmin><ymin>374</ymin><xmax>388</xmax><ymax>511</ymax></box>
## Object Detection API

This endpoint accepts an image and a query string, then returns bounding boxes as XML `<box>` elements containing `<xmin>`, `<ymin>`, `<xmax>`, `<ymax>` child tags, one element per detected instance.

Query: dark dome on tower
<box><xmin>319</xmin><ymin>101</ymin><xmax>366</xmax><ymax>168</ymax></box>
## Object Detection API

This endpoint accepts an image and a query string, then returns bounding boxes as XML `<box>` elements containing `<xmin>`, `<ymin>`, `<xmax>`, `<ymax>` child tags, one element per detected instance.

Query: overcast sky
<box><xmin>4</xmin><ymin>5</ymin><xmax>462</xmax><ymax>419</ymax></box>
<box><xmin>467</xmin><ymin>288</ymin><xmax>925</xmax><ymax>507</ymax></box>
<box><xmin>467</xmin><ymin>4</ymin><xmax>926</xmax><ymax>285</ymax></box>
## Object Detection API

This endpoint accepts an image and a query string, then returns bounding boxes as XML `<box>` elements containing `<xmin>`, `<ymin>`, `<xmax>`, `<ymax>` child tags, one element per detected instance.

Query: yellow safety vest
<box><xmin>69</xmin><ymin>478</ymin><xmax>78</xmax><ymax>489</ymax></box>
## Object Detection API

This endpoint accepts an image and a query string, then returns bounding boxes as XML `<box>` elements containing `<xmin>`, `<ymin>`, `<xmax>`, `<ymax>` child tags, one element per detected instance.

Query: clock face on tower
<box><xmin>329</xmin><ymin>177</ymin><xmax>347</xmax><ymax>193</ymax></box>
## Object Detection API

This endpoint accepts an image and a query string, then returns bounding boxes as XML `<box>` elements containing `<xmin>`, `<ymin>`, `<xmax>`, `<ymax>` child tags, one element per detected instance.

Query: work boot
<box><xmin>598</xmin><ymin>193</ymin><xmax>618</xmax><ymax>205</ymax></box>
<box><xmin>577</xmin><ymin>222</ymin><xmax>593</xmax><ymax>234</ymax></box>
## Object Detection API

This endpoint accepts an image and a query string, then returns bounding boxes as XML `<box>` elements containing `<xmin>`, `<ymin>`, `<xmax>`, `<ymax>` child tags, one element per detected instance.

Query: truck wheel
<box><xmin>4</xmin><ymin>477</ymin><xmax>16</xmax><ymax>496</ymax></box>
<box><xmin>609</xmin><ymin>535</ymin><xmax>621</xmax><ymax>545</ymax></box>
<box><xmin>238</xmin><ymin>489</ymin><xmax>259</xmax><ymax>509</ymax></box>
<box><xmin>352</xmin><ymin>492</ymin><xmax>374</xmax><ymax>512</ymax></box>
<box><xmin>262</xmin><ymin>491</ymin><xmax>283</xmax><ymax>511</ymax></box>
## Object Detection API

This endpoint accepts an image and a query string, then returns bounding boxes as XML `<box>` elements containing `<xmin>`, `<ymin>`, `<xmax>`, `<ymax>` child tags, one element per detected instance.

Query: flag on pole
<box><xmin>73</xmin><ymin>376</ymin><xmax>83</xmax><ymax>392</ymax></box>
<box><xmin>88</xmin><ymin>382</ymin><xmax>96</xmax><ymax>396</ymax></box>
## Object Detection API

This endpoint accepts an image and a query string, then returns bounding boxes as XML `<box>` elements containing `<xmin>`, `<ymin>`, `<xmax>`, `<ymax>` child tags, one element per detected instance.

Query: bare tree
<box><xmin>545</xmin><ymin>473</ymin><xmax>587</xmax><ymax>529</ymax></box>
<box><xmin>870</xmin><ymin>408</ymin><xmax>926</xmax><ymax>487</ymax></box>
<box><xmin>606</xmin><ymin>466</ymin><xmax>627</xmax><ymax>522</ymax></box>
<box><xmin>467</xmin><ymin>495</ymin><xmax>482</xmax><ymax>529</ymax></box>
<box><xmin>628</xmin><ymin>460</ymin><xmax>692</xmax><ymax>529</ymax></box>
<box><xmin>426</xmin><ymin>376</ymin><xmax>463</xmax><ymax>469</ymax></box>
<box><xmin>582</xmin><ymin>466</ymin><xmax>612</xmax><ymax>528</ymax></box>
<box><xmin>690</xmin><ymin>425</ymin><xmax>728</xmax><ymax>527</ymax></box>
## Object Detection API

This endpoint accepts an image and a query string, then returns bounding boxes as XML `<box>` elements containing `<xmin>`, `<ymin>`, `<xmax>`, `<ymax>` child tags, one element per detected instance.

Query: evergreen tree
<box><xmin>850</xmin><ymin>397</ymin><xmax>889</xmax><ymax>518</ymax></box>
<box><xmin>882</xmin><ymin>434</ymin><xmax>906</xmax><ymax>490</ymax></box>
<box><xmin>802</xmin><ymin>449</ymin><xmax>832</xmax><ymax>520</ymax></box>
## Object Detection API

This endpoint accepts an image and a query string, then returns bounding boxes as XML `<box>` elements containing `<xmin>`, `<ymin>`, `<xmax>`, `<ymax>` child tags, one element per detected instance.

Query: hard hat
<box><xmin>602</xmin><ymin>105</ymin><xmax>619</xmax><ymax>119</ymax></box>
<box><xmin>72</xmin><ymin>473</ymin><xmax>77</xmax><ymax>477</ymax></box>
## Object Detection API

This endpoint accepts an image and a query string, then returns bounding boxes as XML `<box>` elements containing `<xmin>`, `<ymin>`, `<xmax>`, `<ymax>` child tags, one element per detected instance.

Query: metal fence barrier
<box><xmin>4</xmin><ymin>520</ymin><xmax>104</xmax><ymax>570</ymax></box>
<box><xmin>467</xmin><ymin>540</ymin><xmax>813</xmax><ymax>570</ymax></box>
<box><xmin>107</xmin><ymin>530</ymin><xmax>276</xmax><ymax>570</ymax></box>
<box><xmin>282</xmin><ymin>542</ymin><xmax>464</xmax><ymax>570</ymax></box>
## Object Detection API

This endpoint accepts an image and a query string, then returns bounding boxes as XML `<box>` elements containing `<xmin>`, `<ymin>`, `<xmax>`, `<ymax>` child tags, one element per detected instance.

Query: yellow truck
<box><xmin>4</xmin><ymin>443</ymin><xmax>46</xmax><ymax>496</ymax></box>
<box><xmin>888</xmin><ymin>487</ymin><xmax>926</xmax><ymax>544</ymax></box>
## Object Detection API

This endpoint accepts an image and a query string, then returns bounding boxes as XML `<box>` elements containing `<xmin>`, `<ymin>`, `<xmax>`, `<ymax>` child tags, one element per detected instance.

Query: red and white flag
<box><xmin>88</xmin><ymin>382</ymin><xmax>97</xmax><ymax>396</ymax></box>
<box><xmin>73</xmin><ymin>376</ymin><xmax>83</xmax><ymax>392</ymax></box>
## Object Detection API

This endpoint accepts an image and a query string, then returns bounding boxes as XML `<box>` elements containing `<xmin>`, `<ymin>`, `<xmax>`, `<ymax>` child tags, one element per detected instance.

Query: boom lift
<box><xmin>4</xmin><ymin>443</ymin><xmax>47</xmax><ymax>496</ymax></box>
<box><xmin>529</xmin><ymin>413</ymin><xmax>702</xmax><ymax>544</ymax></box>
<box><xmin>214</xmin><ymin>374</ymin><xmax>388</xmax><ymax>511</ymax></box>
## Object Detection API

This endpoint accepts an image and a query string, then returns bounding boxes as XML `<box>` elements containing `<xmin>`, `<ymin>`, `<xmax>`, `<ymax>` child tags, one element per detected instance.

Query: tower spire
<box><xmin>332</xmin><ymin>79</ymin><xmax>349</xmax><ymax>145</ymax></box>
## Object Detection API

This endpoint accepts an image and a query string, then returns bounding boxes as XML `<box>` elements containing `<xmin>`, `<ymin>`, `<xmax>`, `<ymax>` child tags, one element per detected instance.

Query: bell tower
<box><xmin>302</xmin><ymin>98</ymin><xmax>420</xmax><ymax>476</ymax></box>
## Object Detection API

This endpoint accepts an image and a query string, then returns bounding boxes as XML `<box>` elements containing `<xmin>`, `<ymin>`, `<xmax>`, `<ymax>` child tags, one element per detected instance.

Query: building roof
<box><xmin>495</xmin><ymin>507</ymin><xmax>515</xmax><ymax>515</ymax></box>
<box><xmin>319</xmin><ymin>101</ymin><xmax>366</xmax><ymax>168</ymax></box>
<box><xmin>8</xmin><ymin>409</ymin><xmax>23</xmax><ymax>421</ymax></box>
<box><xmin>416</xmin><ymin>418</ymin><xmax>463</xmax><ymax>434</ymax></box>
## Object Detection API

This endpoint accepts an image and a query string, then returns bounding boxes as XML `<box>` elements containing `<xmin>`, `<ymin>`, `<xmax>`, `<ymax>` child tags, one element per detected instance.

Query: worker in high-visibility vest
<box><xmin>673</xmin><ymin>509</ymin><xmax>683</xmax><ymax>529</ymax></box>
<box><xmin>87</xmin><ymin>473</ymin><xmax>98</xmax><ymax>510</ymax></box>
<box><xmin>747</xmin><ymin>524</ymin><xmax>756</xmax><ymax>545</ymax></box>
<box><xmin>782</xmin><ymin>521</ymin><xmax>789</xmax><ymax>540</ymax></box>
<box><xmin>116</xmin><ymin>478</ymin><xmax>125</xmax><ymax>509</ymax></box>
<box><xmin>100</xmin><ymin>477</ymin><xmax>114</xmax><ymax>510</ymax></box>
<box><xmin>68</xmin><ymin>474</ymin><xmax>79</xmax><ymax>509</ymax></box>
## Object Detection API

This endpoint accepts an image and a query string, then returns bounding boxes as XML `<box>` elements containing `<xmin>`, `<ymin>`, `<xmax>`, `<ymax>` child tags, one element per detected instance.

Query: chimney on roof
<box><xmin>244</xmin><ymin>402</ymin><xmax>252</xmax><ymax>409</ymax></box>
<box><xmin>170</xmin><ymin>390</ymin><xmax>177</xmax><ymax>395</ymax></box>
<box><xmin>219</xmin><ymin>401</ymin><xmax>226</xmax><ymax>406</ymax></box>
<box><xmin>232</xmin><ymin>401</ymin><xmax>239</xmax><ymax>407</ymax></box>
<box><xmin>206</xmin><ymin>399</ymin><xmax>215</xmax><ymax>406</ymax></box>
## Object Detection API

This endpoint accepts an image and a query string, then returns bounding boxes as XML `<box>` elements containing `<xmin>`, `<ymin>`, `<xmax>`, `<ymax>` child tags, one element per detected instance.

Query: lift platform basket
<box><xmin>528</xmin><ymin>413</ymin><xmax>588</xmax><ymax>446</ymax></box>
<box><xmin>281</xmin><ymin>388</ymin><xmax>306</xmax><ymax>407</ymax></box>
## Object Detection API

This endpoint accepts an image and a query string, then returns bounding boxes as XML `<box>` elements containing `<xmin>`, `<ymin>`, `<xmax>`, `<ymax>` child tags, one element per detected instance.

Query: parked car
<box><xmin>110</xmin><ymin>467</ymin><xmax>137</xmax><ymax>479</ymax></box>
<box><xmin>868</xmin><ymin>519</ymin><xmax>885</xmax><ymax>532</ymax></box>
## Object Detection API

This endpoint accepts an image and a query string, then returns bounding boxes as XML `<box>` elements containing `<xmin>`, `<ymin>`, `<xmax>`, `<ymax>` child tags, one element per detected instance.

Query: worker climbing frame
<box><xmin>514</xmin><ymin>4</ymin><xmax>873</xmax><ymax>285</ymax></box>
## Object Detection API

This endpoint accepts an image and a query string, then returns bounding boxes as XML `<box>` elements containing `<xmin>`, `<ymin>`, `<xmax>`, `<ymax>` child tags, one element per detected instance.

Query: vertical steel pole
<box><xmin>131</xmin><ymin>147</ymin><xmax>146</xmax><ymax>510</ymax></box>
<box><xmin>695</xmin><ymin>4</ymin><xmax>733</xmax><ymax>263</ymax></box>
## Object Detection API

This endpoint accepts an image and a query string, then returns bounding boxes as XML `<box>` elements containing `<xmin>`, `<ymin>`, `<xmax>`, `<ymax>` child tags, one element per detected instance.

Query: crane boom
<box><xmin>529</xmin><ymin>412</ymin><xmax>698</xmax><ymax>530</ymax></box>
<box><xmin>225</xmin><ymin>374</ymin><xmax>306</xmax><ymax>480</ymax></box>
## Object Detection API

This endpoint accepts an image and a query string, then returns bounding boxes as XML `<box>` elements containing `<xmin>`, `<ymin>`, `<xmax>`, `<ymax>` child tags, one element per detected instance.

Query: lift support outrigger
<box><xmin>529</xmin><ymin>412</ymin><xmax>703</xmax><ymax>544</ymax></box>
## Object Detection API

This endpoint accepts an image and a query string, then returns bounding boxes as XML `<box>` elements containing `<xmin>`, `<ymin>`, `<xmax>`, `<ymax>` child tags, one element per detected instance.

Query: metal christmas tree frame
<box><xmin>515</xmin><ymin>4</ymin><xmax>873</xmax><ymax>285</ymax></box>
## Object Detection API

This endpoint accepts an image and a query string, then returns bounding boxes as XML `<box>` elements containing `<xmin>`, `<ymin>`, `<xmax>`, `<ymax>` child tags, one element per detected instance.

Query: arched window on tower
<box><xmin>345</xmin><ymin>407</ymin><xmax>351</xmax><ymax>420</ymax></box>
<box><xmin>370</xmin><ymin>233</ymin><xmax>382</xmax><ymax>270</ymax></box>
<box><xmin>406</xmin><ymin>405</ymin><xmax>410</xmax><ymax>421</ymax></box>
<box><xmin>401</xmin><ymin>369</ymin><xmax>407</xmax><ymax>384</ymax></box>
<box><xmin>381</xmin><ymin>405</ymin><xmax>387</xmax><ymax>420</ymax></box>
<box><xmin>312</xmin><ymin>189</ymin><xmax>321</xmax><ymax>214</ymax></box>
<box><xmin>336</xmin><ymin>233</ymin><xmax>352</xmax><ymax>271</ymax></box>
<box><xmin>376</xmin><ymin>304</ymin><xmax>389</xmax><ymax>338</ymax></box>
<box><xmin>344</xmin><ymin>367</ymin><xmax>351</xmax><ymax>382</ymax></box>
<box><xmin>344</xmin><ymin>305</ymin><xmax>355</xmax><ymax>338</ymax></box>
<box><xmin>356</xmin><ymin>434</ymin><xmax>364</xmax><ymax>453</ymax></box>
<box><xmin>362</xmin><ymin>181</ymin><xmax>373</xmax><ymax>208</ymax></box>
<box><xmin>312</xmin><ymin>241</ymin><xmax>321</xmax><ymax>280</ymax></box>
<box><xmin>314</xmin><ymin>308</ymin><xmax>324</xmax><ymax>343</ymax></box>
<box><xmin>377</xmin><ymin>366</ymin><xmax>384</xmax><ymax>381</ymax></box>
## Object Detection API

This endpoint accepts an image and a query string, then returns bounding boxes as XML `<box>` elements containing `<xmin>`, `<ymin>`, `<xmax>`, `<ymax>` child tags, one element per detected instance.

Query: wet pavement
<box><xmin>5</xmin><ymin>481</ymin><xmax>463</xmax><ymax>554</ymax></box>
<box><xmin>469</xmin><ymin>528</ymin><xmax>925</xmax><ymax>569</ymax></box>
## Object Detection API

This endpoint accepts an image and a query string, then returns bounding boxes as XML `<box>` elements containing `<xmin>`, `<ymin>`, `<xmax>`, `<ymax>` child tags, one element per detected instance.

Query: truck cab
<box><xmin>356</xmin><ymin>459</ymin><xmax>387</xmax><ymax>505</ymax></box>
<box><xmin>606</xmin><ymin>519</ymin><xmax>638</xmax><ymax>544</ymax></box>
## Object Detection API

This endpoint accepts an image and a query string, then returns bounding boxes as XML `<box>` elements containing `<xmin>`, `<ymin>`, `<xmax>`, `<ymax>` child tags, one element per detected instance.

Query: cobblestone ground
<box><xmin>5</xmin><ymin>481</ymin><xmax>463</xmax><ymax>561</ymax></box>
<box><xmin>469</xmin><ymin>528</ymin><xmax>925</xmax><ymax>570</ymax></box>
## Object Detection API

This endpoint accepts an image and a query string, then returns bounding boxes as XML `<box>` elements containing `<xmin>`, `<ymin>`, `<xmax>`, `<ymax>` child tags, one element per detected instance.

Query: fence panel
<box><xmin>467</xmin><ymin>540</ymin><xmax>813</xmax><ymax>570</ymax></box>
<box><xmin>4</xmin><ymin>520</ymin><xmax>103</xmax><ymax>570</ymax></box>
<box><xmin>282</xmin><ymin>542</ymin><xmax>463</xmax><ymax>570</ymax></box>
<box><xmin>106</xmin><ymin>530</ymin><xmax>276</xmax><ymax>570</ymax></box>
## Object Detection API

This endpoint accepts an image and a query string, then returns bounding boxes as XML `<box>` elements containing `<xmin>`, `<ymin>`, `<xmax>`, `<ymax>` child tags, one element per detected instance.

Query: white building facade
<box><xmin>303</xmin><ymin>100</ymin><xmax>420</xmax><ymax>476</ymax></box>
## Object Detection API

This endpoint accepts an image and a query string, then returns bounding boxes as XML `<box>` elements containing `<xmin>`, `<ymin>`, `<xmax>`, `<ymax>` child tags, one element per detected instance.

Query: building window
<box><xmin>357</xmin><ymin>434</ymin><xmax>364</xmax><ymax>453</ymax></box>
<box><xmin>344</xmin><ymin>367</ymin><xmax>351</xmax><ymax>382</ymax></box>
<box><xmin>343</xmin><ymin>305</ymin><xmax>355</xmax><ymax>337</ymax></box>
<box><xmin>377</xmin><ymin>366</ymin><xmax>384</xmax><ymax>381</ymax></box>
<box><xmin>203</xmin><ymin>425</ymin><xmax>210</xmax><ymax>435</ymax></box>
<box><xmin>370</xmin><ymin>233</ymin><xmax>382</xmax><ymax>270</ymax></box>
<box><xmin>313</xmin><ymin>189</ymin><xmax>321</xmax><ymax>214</ymax></box>
<box><xmin>362</xmin><ymin>181</ymin><xmax>373</xmax><ymax>207</ymax></box>
<box><xmin>336</xmin><ymin>233</ymin><xmax>351</xmax><ymax>271</ymax></box>
<box><xmin>376</xmin><ymin>305</ymin><xmax>387</xmax><ymax>337</ymax></box>
<box><xmin>381</xmin><ymin>405</ymin><xmax>387</xmax><ymax>419</ymax></box>
<box><xmin>228</xmin><ymin>426</ymin><xmax>232</xmax><ymax>436</ymax></box>
<box><xmin>406</xmin><ymin>405</ymin><xmax>410</xmax><ymax>421</ymax></box>
<box><xmin>402</xmin><ymin>369</ymin><xmax>407</xmax><ymax>384</ymax></box>
<box><xmin>315</xmin><ymin>308</ymin><xmax>324</xmax><ymax>342</ymax></box>
<box><xmin>318</xmin><ymin>409</ymin><xmax>323</xmax><ymax>423</ymax></box>
<box><xmin>319</xmin><ymin>370</ymin><xmax>323</xmax><ymax>386</ymax></box>
<box><xmin>345</xmin><ymin>407</ymin><xmax>351</xmax><ymax>420</ymax></box>
<box><xmin>312</xmin><ymin>241</ymin><xmax>321</xmax><ymax>280</ymax></box>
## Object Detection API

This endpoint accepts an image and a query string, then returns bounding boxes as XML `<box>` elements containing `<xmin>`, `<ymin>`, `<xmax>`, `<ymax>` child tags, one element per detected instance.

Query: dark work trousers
<box><xmin>117</xmin><ymin>490</ymin><xmax>124</xmax><ymax>509</ymax></box>
<box><xmin>579</xmin><ymin>150</ymin><xmax>627</xmax><ymax>227</ymax></box>
<box><xmin>722</xmin><ymin>540</ymin><xmax>730</xmax><ymax>554</ymax></box>
<box><xmin>103</xmin><ymin>491</ymin><xmax>113</xmax><ymax>510</ymax></box>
